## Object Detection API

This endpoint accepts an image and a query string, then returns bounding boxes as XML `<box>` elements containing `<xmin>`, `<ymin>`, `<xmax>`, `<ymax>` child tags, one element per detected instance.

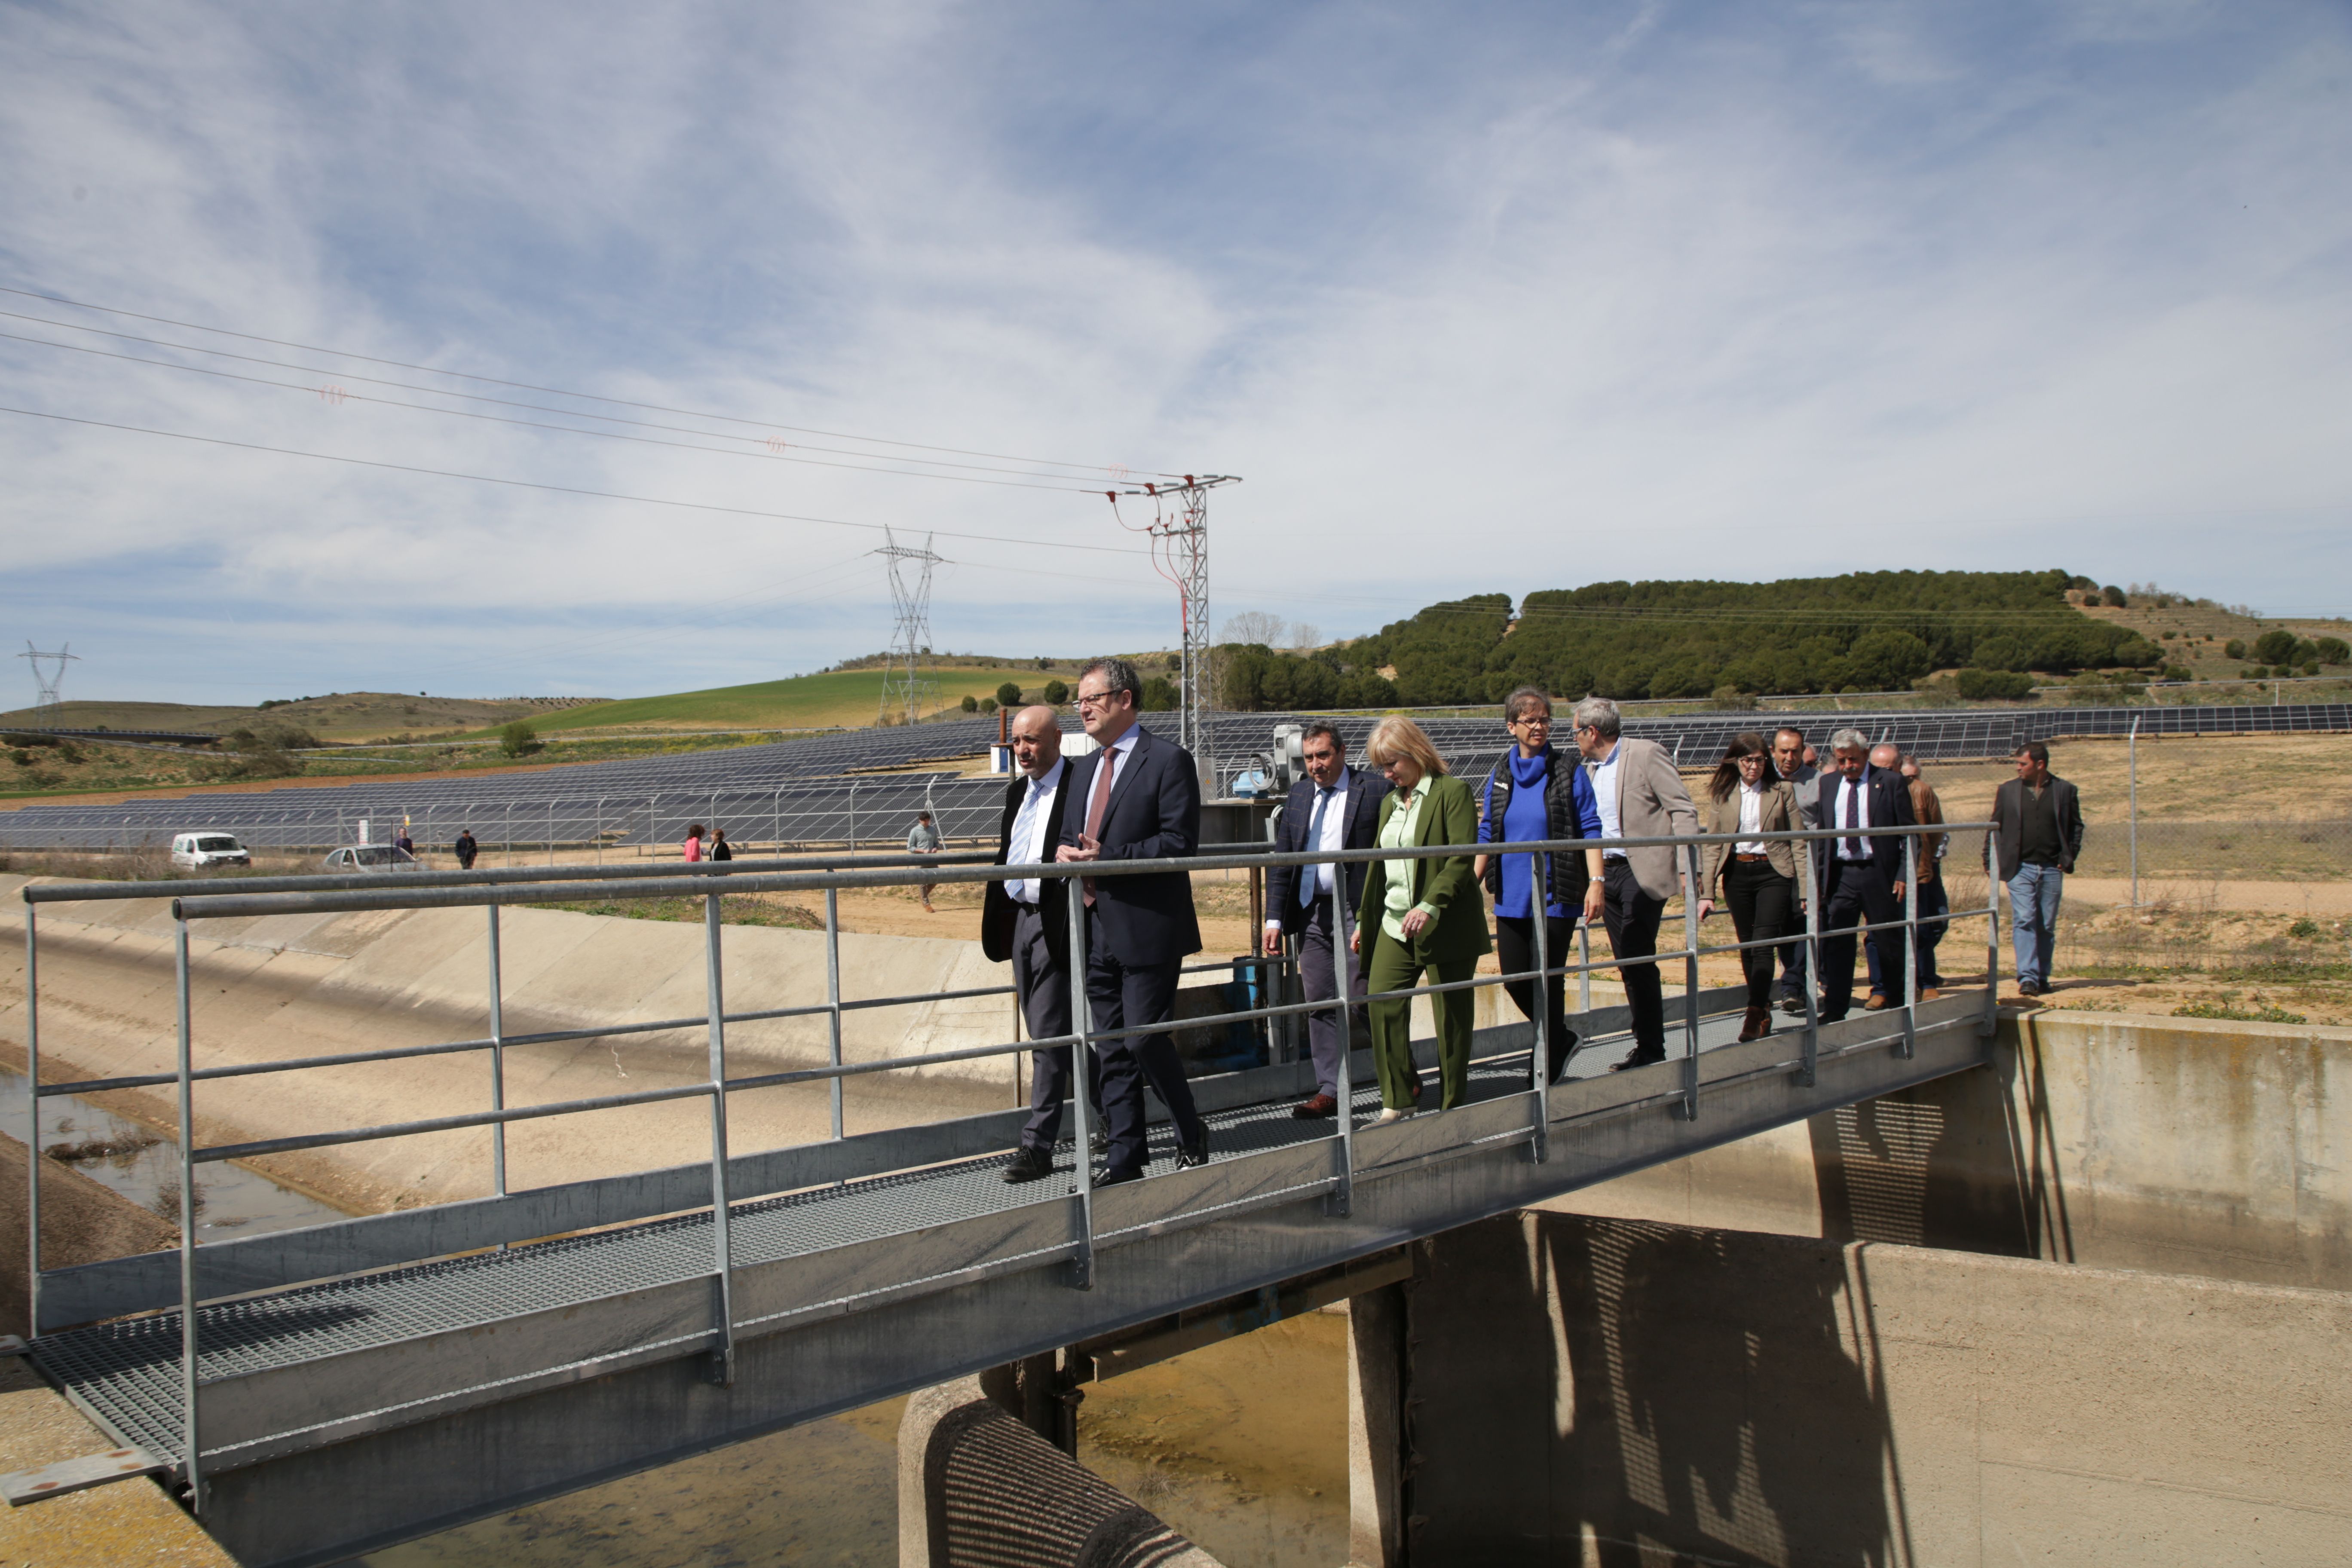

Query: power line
<box><xmin>0</xmin><ymin>403</ymin><xmax>1156</xmax><ymax>557</ymax></box>
<box><xmin>0</xmin><ymin>281</ymin><xmax>1179</xmax><ymax>480</ymax></box>
<box><xmin>0</xmin><ymin>316</ymin><xmax>1124</xmax><ymax>491</ymax></box>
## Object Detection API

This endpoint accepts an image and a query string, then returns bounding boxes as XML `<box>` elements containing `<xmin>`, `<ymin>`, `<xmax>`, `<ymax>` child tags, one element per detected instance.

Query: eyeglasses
<box><xmin>1075</xmin><ymin>689</ymin><xmax>1123</xmax><ymax>710</ymax></box>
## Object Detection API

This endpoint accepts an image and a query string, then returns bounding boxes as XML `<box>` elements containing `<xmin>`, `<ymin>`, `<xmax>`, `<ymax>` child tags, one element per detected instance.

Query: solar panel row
<box><xmin>4</xmin><ymin>704</ymin><xmax>2341</xmax><ymax>854</ymax></box>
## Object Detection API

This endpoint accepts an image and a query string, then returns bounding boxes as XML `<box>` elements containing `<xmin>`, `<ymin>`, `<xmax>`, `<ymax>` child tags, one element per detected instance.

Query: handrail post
<box><xmin>487</xmin><ymin>905</ymin><xmax>508</xmax><ymax>1197</ymax></box>
<box><xmin>1526</xmin><ymin>850</ymin><xmax>1550</xmax><ymax>1164</ymax></box>
<box><xmin>824</xmin><ymin>888</ymin><xmax>845</xmax><ymax>1142</ymax></box>
<box><xmin>1799</xmin><ymin>838</ymin><xmax>1820</xmax><ymax>1087</ymax></box>
<box><xmin>1899</xmin><ymin>833</ymin><xmax>1918</xmax><ymax>1059</ymax></box>
<box><xmin>703</xmin><ymin>892</ymin><xmax>736</xmax><ymax>1385</ymax></box>
<box><xmin>1678</xmin><ymin>845</ymin><xmax>1701</xmax><ymax>1120</ymax></box>
<box><xmin>1982</xmin><ymin>856</ymin><xmax>2001</xmax><ymax>1039</ymax></box>
<box><xmin>173</xmin><ymin>918</ymin><xmax>203</xmax><ymax>1512</ymax></box>
<box><xmin>24</xmin><ymin>903</ymin><xmax>40</xmax><ymax>1338</ymax></box>
<box><xmin>1329</xmin><ymin>886</ymin><xmax>1356</xmax><ymax>1216</ymax></box>
<box><xmin>1577</xmin><ymin>916</ymin><xmax>1592</xmax><ymax>1014</ymax></box>
<box><xmin>1063</xmin><ymin>883</ymin><xmax>1097</xmax><ymax>1288</ymax></box>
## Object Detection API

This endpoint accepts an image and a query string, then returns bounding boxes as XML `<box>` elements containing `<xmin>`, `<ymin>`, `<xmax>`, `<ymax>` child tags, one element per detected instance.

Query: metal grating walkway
<box><xmin>32</xmin><ymin>1012</ymin><xmax>1741</xmax><ymax>1464</ymax></box>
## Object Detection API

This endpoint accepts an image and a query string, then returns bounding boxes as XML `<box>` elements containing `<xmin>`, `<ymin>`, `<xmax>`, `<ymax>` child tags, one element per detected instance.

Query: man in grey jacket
<box><xmin>1572</xmin><ymin>697</ymin><xmax>1701</xmax><ymax>1071</ymax></box>
<box><xmin>1986</xmin><ymin>742</ymin><xmax>2084</xmax><ymax>997</ymax></box>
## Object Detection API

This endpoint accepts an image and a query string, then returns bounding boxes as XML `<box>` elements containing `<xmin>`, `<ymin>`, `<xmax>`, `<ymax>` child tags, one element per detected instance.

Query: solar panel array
<box><xmin>3</xmin><ymin>703</ymin><xmax>2343</xmax><ymax>855</ymax></box>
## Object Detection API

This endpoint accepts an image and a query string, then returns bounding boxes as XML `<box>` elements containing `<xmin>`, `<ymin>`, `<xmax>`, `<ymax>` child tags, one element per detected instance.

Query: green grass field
<box><xmin>541</xmin><ymin>664</ymin><xmax>1058</xmax><ymax>733</ymax></box>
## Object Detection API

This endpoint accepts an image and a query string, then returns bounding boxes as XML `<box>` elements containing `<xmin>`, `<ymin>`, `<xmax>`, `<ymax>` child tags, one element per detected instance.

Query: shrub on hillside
<box><xmin>1041</xmin><ymin>679</ymin><xmax>1069</xmax><ymax>705</ymax></box>
<box><xmin>2101</xmin><ymin>585</ymin><xmax>2128</xmax><ymax>606</ymax></box>
<box><xmin>499</xmin><ymin>721</ymin><xmax>542</xmax><ymax>757</ymax></box>
<box><xmin>995</xmin><ymin>681</ymin><xmax>1022</xmax><ymax>708</ymax></box>
<box><xmin>1141</xmin><ymin>676</ymin><xmax>1179</xmax><ymax>711</ymax></box>
<box><xmin>2253</xmin><ymin>628</ymin><xmax>2300</xmax><ymax>665</ymax></box>
<box><xmin>2316</xmin><ymin>636</ymin><xmax>2350</xmax><ymax>665</ymax></box>
<box><xmin>2224</xmin><ymin>638</ymin><xmax>2247</xmax><ymax>659</ymax></box>
<box><xmin>960</xmin><ymin>694</ymin><xmax>978</xmax><ymax>713</ymax></box>
<box><xmin>1955</xmin><ymin>668</ymin><xmax>2036</xmax><ymax>701</ymax></box>
<box><xmin>979</xmin><ymin>697</ymin><xmax>997</xmax><ymax>714</ymax></box>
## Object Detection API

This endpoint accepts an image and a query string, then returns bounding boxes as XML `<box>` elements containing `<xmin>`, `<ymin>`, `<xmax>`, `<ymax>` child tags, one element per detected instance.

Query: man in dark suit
<box><xmin>1262</xmin><ymin>721</ymin><xmax>1390</xmax><ymax>1119</ymax></box>
<box><xmin>985</xmin><ymin>705</ymin><xmax>1093</xmax><ymax>1184</ymax></box>
<box><xmin>1055</xmin><ymin>657</ymin><xmax>1210</xmax><ymax>1184</ymax></box>
<box><xmin>1811</xmin><ymin>727</ymin><xmax>1916</xmax><ymax>1022</ymax></box>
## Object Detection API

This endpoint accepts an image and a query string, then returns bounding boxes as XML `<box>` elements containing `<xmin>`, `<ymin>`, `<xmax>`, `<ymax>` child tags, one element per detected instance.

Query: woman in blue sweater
<box><xmin>1474</xmin><ymin>687</ymin><xmax>1607</xmax><ymax>1083</ymax></box>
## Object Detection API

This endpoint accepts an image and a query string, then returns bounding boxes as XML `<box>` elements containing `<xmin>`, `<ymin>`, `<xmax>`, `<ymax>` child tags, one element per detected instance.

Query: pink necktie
<box><xmin>1082</xmin><ymin>748</ymin><xmax>1116</xmax><ymax>906</ymax></box>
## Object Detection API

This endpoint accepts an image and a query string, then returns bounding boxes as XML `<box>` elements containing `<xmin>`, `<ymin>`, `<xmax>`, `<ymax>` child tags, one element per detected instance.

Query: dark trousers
<box><xmin>1600</xmin><ymin>859</ymin><xmax>1667</xmax><ymax>1057</ymax></box>
<box><xmin>1014</xmin><ymin>904</ymin><xmax>1097</xmax><ymax>1151</ymax></box>
<box><xmin>1861</xmin><ymin>873</ymin><xmax>1950</xmax><ymax>995</ymax></box>
<box><xmin>1724</xmin><ymin>859</ymin><xmax>1797</xmax><ymax>1012</ymax></box>
<box><xmin>1821</xmin><ymin>858</ymin><xmax>1904</xmax><ymax>1021</ymax></box>
<box><xmin>1084</xmin><ymin>941</ymin><xmax>1206</xmax><ymax>1174</ymax></box>
<box><xmin>1296</xmin><ymin>893</ymin><xmax>1367</xmax><ymax>1099</ymax></box>
<box><xmin>1494</xmin><ymin>912</ymin><xmax>1574</xmax><ymax>1082</ymax></box>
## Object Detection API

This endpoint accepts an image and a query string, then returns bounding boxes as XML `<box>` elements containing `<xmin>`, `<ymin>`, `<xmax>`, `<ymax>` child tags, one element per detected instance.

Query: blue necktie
<box><xmin>1007</xmin><ymin>777</ymin><xmax>1043</xmax><ymax>903</ymax></box>
<box><xmin>1300</xmin><ymin>786</ymin><xmax>1336</xmax><ymax>906</ymax></box>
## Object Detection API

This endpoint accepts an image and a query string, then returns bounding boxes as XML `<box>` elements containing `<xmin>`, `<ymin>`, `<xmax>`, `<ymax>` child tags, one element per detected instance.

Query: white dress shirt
<box><xmin>1736</xmin><ymin>780</ymin><xmax>1766</xmax><ymax>854</ymax></box>
<box><xmin>1591</xmin><ymin>742</ymin><xmax>1625</xmax><ymax>860</ymax></box>
<box><xmin>1835</xmin><ymin>770</ymin><xmax>1874</xmax><ymax>860</ymax></box>
<box><xmin>1004</xmin><ymin>756</ymin><xmax>1066</xmax><ymax>905</ymax></box>
<box><xmin>1265</xmin><ymin>767</ymin><xmax>1352</xmax><ymax>937</ymax></box>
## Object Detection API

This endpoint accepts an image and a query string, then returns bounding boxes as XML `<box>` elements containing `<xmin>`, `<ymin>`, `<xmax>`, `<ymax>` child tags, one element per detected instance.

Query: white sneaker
<box><xmin>1373</xmin><ymin>1107</ymin><xmax>1413</xmax><ymax>1125</ymax></box>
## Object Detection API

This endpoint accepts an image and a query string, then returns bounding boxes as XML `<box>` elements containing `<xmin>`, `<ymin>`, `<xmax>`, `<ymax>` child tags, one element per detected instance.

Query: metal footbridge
<box><xmin>15</xmin><ymin>823</ymin><xmax>1999</xmax><ymax>1566</ymax></box>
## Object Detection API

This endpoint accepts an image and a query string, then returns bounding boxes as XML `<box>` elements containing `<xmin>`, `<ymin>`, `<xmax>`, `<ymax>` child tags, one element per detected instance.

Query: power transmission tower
<box><xmin>19</xmin><ymin>642</ymin><xmax>78</xmax><ymax>730</ymax></box>
<box><xmin>874</xmin><ymin>529</ymin><xmax>945</xmax><ymax>726</ymax></box>
<box><xmin>1108</xmin><ymin>475</ymin><xmax>1240</xmax><ymax>784</ymax></box>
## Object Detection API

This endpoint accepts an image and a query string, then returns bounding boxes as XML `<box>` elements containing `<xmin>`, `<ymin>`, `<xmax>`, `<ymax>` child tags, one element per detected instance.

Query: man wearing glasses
<box><xmin>1055</xmin><ymin>657</ymin><xmax>1211</xmax><ymax>1184</ymax></box>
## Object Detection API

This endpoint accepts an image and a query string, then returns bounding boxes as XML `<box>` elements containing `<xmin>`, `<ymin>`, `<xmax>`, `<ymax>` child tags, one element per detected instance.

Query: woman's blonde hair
<box><xmin>1361</xmin><ymin>715</ymin><xmax>1447</xmax><ymax>777</ymax></box>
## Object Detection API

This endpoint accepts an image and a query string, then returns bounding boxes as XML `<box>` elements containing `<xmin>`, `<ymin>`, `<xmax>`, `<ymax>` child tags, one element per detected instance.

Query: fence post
<box><xmin>702</xmin><ymin>893</ymin><xmax>736</xmax><ymax>1386</ymax></box>
<box><xmin>2128</xmin><ymin>714</ymin><xmax>2141</xmax><ymax>907</ymax></box>
<box><xmin>596</xmin><ymin>798</ymin><xmax>604</xmax><ymax>866</ymax></box>
<box><xmin>1063</xmin><ymin>879</ymin><xmax>1098</xmax><ymax>1287</ymax></box>
<box><xmin>174</xmin><ymin>918</ymin><xmax>203</xmax><ymax>1512</ymax></box>
<box><xmin>1329</xmin><ymin>888</ymin><xmax>1357</xmax><ymax>1217</ymax></box>
<box><xmin>1577</xmin><ymin>917</ymin><xmax>1592</xmax><ymax>1014</ymax></box>
<box><xmin>824</xmin><ymin>887</ymin><xmax>845</xmax><ymax>1141</ymax></box>
<box><xmin>1679</xmin><ymin>846</ymin><xmax>1701</xmax><ymax>1121</ymax></box>
<box><xmin>23</xmin><ymin>904</ymin><xmax>40</xmax><ymax>1338</ymax></box>
<box><xmin>1982</xmin><ymin>866</ymin><xmax>2001</xmax><ymax>1038</ymax></box>
<box><xmin>1899</xmin><ymin>833</ymin><xmax>1918</xmax><ymax>1059</ymax></box>
<box><xmin>487</xmin><ymin>906</ymin><xmax>508</xmax><ymax>1197</ymax></box>
<box><xmin>1800</xmin><ymin>844</ymin><xmax>1821</xmax><ymax>1087</ymax></box>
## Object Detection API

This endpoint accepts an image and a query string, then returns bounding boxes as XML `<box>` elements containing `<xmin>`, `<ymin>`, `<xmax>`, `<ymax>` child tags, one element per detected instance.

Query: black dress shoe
<box><xmin>1090</xmin><ymin>1129</ymin><xmax>1109</xmax><ymax>1154</ymax></box>
<box><xmin>1001</xmin><ymin>1145</ymin><xmax>1054</xmax><ymax>1184</ymax></box>
<box><xmin>1176</xmin><ymin>1131</ymin><xmax>1210</xmax><ymax>1170</ymax></box>
<box><xmin>1538</xmin><ymin>1030</ymin><xmax>1580</xmax><ymax>1084</ymax></box>
<box><xmin>1094</xmin><ymin>1165</ymin><xmax>1144</xmax><ymax>1187</ymax></box>
<box><xmin>1608</xmin><ymin>1049</ymin><xmax>1666</xmax><ymax>1073</ymax></box>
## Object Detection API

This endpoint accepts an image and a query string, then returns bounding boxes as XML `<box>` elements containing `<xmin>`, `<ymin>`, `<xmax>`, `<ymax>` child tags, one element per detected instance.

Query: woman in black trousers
<box><xmin>1695</xmin><ymin>732</ymin><xmax>1806</xmax><ymax>1041</ymax></box>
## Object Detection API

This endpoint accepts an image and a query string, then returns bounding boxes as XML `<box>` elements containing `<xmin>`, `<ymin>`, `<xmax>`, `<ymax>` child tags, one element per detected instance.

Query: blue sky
<box><xmin>3</xmin><ymin>1</ymin><xmax>2348</xmax><ymax>705</ymax></box>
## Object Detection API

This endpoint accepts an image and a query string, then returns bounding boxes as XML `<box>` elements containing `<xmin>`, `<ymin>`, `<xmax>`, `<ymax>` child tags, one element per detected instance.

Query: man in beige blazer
<box><xmin>1571</xmin><ymin>697</ymin><xmax>1701</xmax><ymax>1069</ymax></box>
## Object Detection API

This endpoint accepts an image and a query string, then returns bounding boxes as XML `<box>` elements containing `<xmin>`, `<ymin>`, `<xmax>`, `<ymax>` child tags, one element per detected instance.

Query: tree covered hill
<box><xmin>1218</xmin><ymin>569</ymin><xmax>2165</xmax><ymax>710</ymax></box>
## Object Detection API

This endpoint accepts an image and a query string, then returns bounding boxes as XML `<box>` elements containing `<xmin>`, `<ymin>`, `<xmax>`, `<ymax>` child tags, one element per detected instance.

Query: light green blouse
<box><xmin>1378</xmin><ymin>781</ymin><xmax>1437</xmax><ymax>941</ymax></box>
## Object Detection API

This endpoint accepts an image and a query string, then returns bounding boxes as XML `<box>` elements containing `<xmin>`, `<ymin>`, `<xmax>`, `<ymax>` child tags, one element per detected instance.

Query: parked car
<box><xmin>319</xmin><ymin>845</ymin><xmax>422</xmax><ymax>873</ymax></box>
<box><xmin>171</xmin><ymin>831</ymin><xmax>251</xmax><ymax>869</ymax></box>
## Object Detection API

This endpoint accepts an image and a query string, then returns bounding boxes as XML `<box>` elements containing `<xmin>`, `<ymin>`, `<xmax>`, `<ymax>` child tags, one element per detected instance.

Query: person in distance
<box><xmin>1768</xmin><ymin>727</ymin><xmax>1819</xmax><ymax>1016</ymax></box>
<box><xmin>1694</xmin><ymin>732</ymin><xmax>1807</xmax><ymax>1042</ymax></box>
<box><xmin>1055</xmin><ymin>658</ymin><xmax>1210</xmax><ymax>1185</ymax></box>
<box><xmin>1471</xmin><ymin>686</ymin><xmax>1603</xmax><ymax>1084</ymax></box>
<box><xmin>1264</xmin><ymin>721</ymin><xmax>1390</xmax><ymax>1119</ymax></box>
<box><xmin>1569</xmin><ymin>697</ymin><xmax>1700</xmax><ymax>1072</ymax></box>
<box><xmin>682</xmin><ymin>823</ymin><xmax>705</xmax><ymax>862</ymax></box>
<box><xmin>1986</xmin><ymin>741</ymin><xmax>2082</xmax><ymax>999</ymax></box>
<box><xmin>1352</xmin><ymin>716</ymin><xmax>1489</xmax><ymax>1122</ymax></box>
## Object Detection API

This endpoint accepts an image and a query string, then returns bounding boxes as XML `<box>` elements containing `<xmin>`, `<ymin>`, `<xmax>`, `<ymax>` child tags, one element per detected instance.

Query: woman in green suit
<box><xmin>1351</xmin><ymin>715</ymin><xmax>1491</xmax><ymax>1120</ymax></box>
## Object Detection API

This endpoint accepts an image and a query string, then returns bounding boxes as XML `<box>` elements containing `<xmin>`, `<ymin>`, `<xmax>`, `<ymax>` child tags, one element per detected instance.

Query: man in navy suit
<box><xmin>1811</xmin><ymin>727</ymin><xmax>1917</xmax><ymax>1022</ymax></box>
<box><xmin>1262</xmin><ymin>721</ymin><xmax>1390</xmax><ymax>1118</ymax></box>
<box><xmin>1055</xmin><ymin>657</ymin><xmax>1210</xmax><ymax>1184</ymax></box>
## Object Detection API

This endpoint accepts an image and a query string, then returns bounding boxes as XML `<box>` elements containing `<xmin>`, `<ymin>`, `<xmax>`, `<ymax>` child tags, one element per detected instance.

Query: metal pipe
<box><xmin>174</xmin><ymin>919</ymin><xmax>203</xmax><ymax>1512</ymax></box>
<box><xmin>1800</xmin><ymin>850</ymin><xmax>1822</xmax><ymax>1087</ymax></box>
<box><xmin>23</xmin><ymin>903</ymin><xmax>40</xmax><ymax>1339</ymax></box>
<box><xmin>825</xmin><ymin>888</ymin><xmax>845</xmax><ymax>1142</ymax></box>
<box><xmin>703</xmin><ymin>892</ymin><xmax>735</xmax><ymax>1385</ymax></box>
<box><xmin>487</xmin><ymin>905</ymin><xmax>507</xmax><ymax>1197</ymax></box>
<box><xmin>1329</xmin><ymin>881</ymin><xmax>1355</xmax><ymax>1216</ymax></box>
<box><xmin>1984</xmin><ymin>877</ymin><xmax>2002</xmax><ymax>1038</ymax></box>
<box><xmin>1527</xmin><ymin>850</ymin><xmax>1550</xmax><ymax>1164</ymax></box>
<box><xmin>193</xmin><ymin>1080</ymin><xmax>719</xmax><ymax>1164</ymax></box>
<box><xmin>1577</xmin><ymin>917</ymin><xmax>1591</xmax><ymax>1014</ymax></box>
<box><xmin>2129</xmin><ymin>714</ymin><xmax>2141</xmax><ymax>908</ymax></box>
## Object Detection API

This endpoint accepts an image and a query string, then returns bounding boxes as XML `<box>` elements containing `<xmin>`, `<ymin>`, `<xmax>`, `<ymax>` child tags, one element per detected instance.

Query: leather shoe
<box><xmin>1921</xmin><ymin>987</ymin><xmax>1942</xmax><ymax>1001</ymax></box>
<box><xmin>1776</xmin><ymin>992</ymin><xmax>1807</xmax><ymax>1017</ymax></box>
<box><xmin>1090</xmin><ymin>1129</ymin><xmax>1109</xmax><ymax>1154</ymax></box>
<box><xmin>1291</xmin><ymin>1093</ymin><xmax>1339</xmax><ymax>1119</ymax></box>
<box><xmin>1609</xmin><ymin>1049</ymin><xmax>1666</xmax><ymax>1073</ymax></box>
<box><xmin>1176</xmin><ymin>1132</ymin><xmax>1210</xmax><ymax>1170</ymax></box>
<box><xmin>1737</xmin><ymin>1005</ymin><xmax>1772</xmax><ymax>1042</ymax></box>
<box><xmin>1094</xmin><ymin>1165</ymin><xmax>1144</xmax><ymax>1187</ymax></box>
<box><xmin>1863</xmin><ymin>993</ymin><xmax>1891</xmax><ymax>1012</ymax></box>
<box><xmin>1000</xmin><ymin>1145</ymin><xmax>1054</xmax><ymax>1185</ymax></box>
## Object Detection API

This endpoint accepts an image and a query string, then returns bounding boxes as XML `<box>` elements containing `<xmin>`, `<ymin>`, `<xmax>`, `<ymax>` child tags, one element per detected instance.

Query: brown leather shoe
<box><xmin>1291</xmin><ymin>1093</ymin><xmax>1338</xmax><ymax>1120</ymax></box>
<box><xmin>1862</xmin><ymin>994</ymin><xmax>1891</xmax><ymax>1011</ymax></box>
<box><xmin>1921</xmin><ymin>987</ymin><xmax>1942</xmax><ymax>1001</ymax></box>
<box><xmin>1737</xmin><ymin>1004</ymin><xmax>1772</xmax><ymax>1042</ymax></box>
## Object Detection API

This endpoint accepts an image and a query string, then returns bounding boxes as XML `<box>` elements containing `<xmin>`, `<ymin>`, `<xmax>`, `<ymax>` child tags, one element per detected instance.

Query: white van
<box><xmin>171</xmin><ymin>832</ymin><xmax>252</xmax><ymax>869</ymax></box>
